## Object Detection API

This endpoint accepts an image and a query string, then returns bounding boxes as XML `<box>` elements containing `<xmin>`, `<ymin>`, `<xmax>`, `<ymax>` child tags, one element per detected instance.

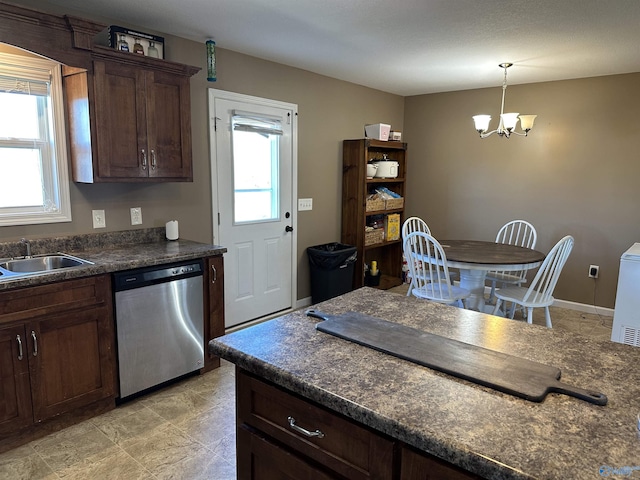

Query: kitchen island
<box><xmin>210</xmin><ymin>287</ymin><xmax>640</xmax><ymax>480</ymax></box>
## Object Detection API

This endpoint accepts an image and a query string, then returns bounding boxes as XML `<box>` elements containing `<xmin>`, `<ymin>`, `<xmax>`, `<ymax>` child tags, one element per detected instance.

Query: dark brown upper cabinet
<box><xmin>64</xmin><ymin>49</ymin><xmax>199</xmax><ymax>183</ymax></box>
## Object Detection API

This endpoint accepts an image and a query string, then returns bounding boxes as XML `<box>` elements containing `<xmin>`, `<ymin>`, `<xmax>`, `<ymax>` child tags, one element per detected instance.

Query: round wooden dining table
<box><xmin>437</xmin><ymin>240</ymin><xmax>546</xmax><ymax>312</ymax></box>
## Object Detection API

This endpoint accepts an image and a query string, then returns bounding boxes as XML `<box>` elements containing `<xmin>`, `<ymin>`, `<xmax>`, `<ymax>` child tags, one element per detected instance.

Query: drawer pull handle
<box><xmin>211</xmin><ymin>264</ymin><xmax>217</xmax><ymax>283</ymax></box>
<box><xmin>31</xmin><ymin>331</ymin><xmax>38</xmax><ymax>357</ymax></box>
<box><xmin>141</xmin><ymin>149</ymin><xmax>147</xmax><ymax>170</ymax></box>
<box><xmin>151</xmin><ymin>149</ymin><xmax>156</xmax><ymax>170</ymax></box>
<box><xmin>16</xmin><ymin>335</ymin><xmax>23</xmax><ymax>360</ymax></box>
<box><xmin>287</xmin><ymin>416</ymin><xmax>325</xmax><ymax>439</ymax></box>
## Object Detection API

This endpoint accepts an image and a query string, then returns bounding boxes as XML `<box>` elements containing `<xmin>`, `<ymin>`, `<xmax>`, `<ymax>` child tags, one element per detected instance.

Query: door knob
<box><xmin>285</xmin><ymin>225</ymin><xmax>294</xmax><ymax>232</ymax></box>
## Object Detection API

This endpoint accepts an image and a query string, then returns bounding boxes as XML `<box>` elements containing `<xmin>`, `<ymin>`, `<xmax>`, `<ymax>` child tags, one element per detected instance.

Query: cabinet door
<box><xmin>146</xmin><ymin>70</ymin><xmax>193</xmax><ymax>180</ymax></box>
<box><xmin>0</xmin><ymin>325</ymin><xmax>32</xmax><ymax>434</ymax></box>
<box><xmin>28</xmin><ymin>305</ymin><xmax>115</xmax><ymax>422</ymax></box>
<box><xmin>205</xmin><ymin>255</ymin><xmax>225</xmax><ymax>369</ymax></box>
<box><xmin>93</xmin><ymin>61</ymin><xmax>149</xmax><ymax>179</ymax></box>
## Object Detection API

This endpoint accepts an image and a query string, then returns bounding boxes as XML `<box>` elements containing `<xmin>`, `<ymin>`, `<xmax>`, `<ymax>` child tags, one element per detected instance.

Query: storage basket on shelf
<box><xmin>385</xmin><ymin>197</ymin><xmax>404</xmax><ymax>210</ymax></box>
<box><xmin>365</xmin><ymin>228</ymin><xmax>384</xmax><ymax>246</ymax></box>
<box><xmin>366</xmin><ymin>196</ymin><xmax>385</xmax><ymax>212</ymax></box>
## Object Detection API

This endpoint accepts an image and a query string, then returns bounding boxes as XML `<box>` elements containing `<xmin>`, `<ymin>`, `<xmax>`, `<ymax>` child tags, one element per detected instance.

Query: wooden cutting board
<box><xmin>307</xmin><ymin>310</ymin><xmax>607</xmax><ymax>405</ymax></box>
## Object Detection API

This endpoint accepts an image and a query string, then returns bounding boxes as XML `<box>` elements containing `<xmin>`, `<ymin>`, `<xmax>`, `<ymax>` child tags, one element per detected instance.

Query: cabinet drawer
<box><xmin>0</xmin><ymin>276</ymin><xmax>109</xmax><ymax>324</ymax></box>
<box><xmin>237</xmin><ymin>369</ymin><xmax>394</xmax><ymax>480</ymax></box>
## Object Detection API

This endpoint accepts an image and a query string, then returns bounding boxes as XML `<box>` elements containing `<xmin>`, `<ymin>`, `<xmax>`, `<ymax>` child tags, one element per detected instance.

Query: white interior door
<box><xmin>209</xmin><ymin>90</ymin><xmax>297</xmax><ymax>328</ymax></box>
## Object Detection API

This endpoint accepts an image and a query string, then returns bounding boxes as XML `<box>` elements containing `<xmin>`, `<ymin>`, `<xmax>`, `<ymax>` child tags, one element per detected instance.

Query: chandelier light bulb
<box><xmin>519</xmin><ymin>114</ymin><xmax>537</xmax><ymax>132</ymax></box>
<box><xmin>500</xmin><ymin>113</ymin><xmax>519</xmax><ymax>131</ymax></box>
<box><xmin>473</xmin><ymin>115</ymin><xmax>491</xmax><ymax>133</ymax></box>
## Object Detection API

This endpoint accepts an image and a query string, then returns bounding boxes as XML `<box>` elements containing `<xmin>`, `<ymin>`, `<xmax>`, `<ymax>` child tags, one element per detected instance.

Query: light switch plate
<box><xmin>298</xmin><ymin>198</ymin><xmax>313</xmax><ymax>211</ymax></box>
<box><xmin>130</xmin><ymin>207</ymin><xmax>142</xmax><ymax>225</ymax></box>
<box><xmin>92</xmin><ymin>209</ymin><xmax>106</xmax><ymax>229</ymax></box>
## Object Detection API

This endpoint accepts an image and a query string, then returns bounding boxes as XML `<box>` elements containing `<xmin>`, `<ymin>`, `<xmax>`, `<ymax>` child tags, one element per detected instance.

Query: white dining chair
<box><xmin>401</xmin><ymin>216</ymin><xmax>431</xmax><ymax>240</ymax></box>
<box><xmin>486</xmin><ymin>220</ymin><xmax>538</xmax><ymax>306</ymax></box>
<box><xmin>402</xmin><ymin>217</ymin><xmax>455</xmax><ymax>293</ymax></box>
<box><xmin>491</xmin><ymin>235</ymin><xmax>574</xmax><ymax>328</ymax></box>
<box><xmin>403</xmin><ymin>231</ymin><xmax>470</xmax><ymax>308</ymax></box>
<box><xmin>402</xmin><ymin>217</ymin><xmax>431</xmax><ymax>295</ymax></box>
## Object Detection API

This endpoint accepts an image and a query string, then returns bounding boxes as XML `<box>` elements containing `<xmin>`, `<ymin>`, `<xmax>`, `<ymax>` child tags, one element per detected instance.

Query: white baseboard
<box><xmin>481</xmin><ymin>286</ymin><xmax>613</xmax><ymax>317</ymax></box>
<box><xmin>296</xmin><ymin>296</ymin><xmax>313</xmax><ymax>310</ymax></box>
<box><xmin>551</xmin><ymin>298</ymin><xmax>613</xmax><ymax>317</ymax></box>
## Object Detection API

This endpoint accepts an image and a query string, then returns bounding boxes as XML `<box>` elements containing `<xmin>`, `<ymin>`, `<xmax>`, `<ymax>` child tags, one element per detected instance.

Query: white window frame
<box><xmin>0</xmin><ymin>51</ymin><xmax>72</xmax><ymax>226</ymax></box>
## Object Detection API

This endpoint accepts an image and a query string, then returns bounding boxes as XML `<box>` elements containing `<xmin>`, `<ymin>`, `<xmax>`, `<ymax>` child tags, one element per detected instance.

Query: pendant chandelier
<box><xmin>472</xmin><ymin>63</ymin><xmax>537</xmax><ymax>139</ymax></box>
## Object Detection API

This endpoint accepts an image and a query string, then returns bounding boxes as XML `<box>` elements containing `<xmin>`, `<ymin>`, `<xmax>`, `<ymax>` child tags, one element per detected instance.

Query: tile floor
<box><xmin>0</xmin><ymin>297</ymin><xmax>613</xmax><ymax>480</ymax></box>
<box><xmin>0</xmin><ymin>360</ymin><xmax>237</xmax><ymax>480</ymax></box>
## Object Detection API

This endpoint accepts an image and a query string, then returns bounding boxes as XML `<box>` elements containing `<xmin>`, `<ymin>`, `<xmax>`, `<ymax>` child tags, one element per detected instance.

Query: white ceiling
<box><xmin>47</xmin><ymin>0</ymin><xmax>640</xmax><ymax>96</ymax></box>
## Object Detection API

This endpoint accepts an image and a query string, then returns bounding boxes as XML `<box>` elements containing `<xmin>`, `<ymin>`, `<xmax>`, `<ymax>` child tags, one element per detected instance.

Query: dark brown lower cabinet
<box><xmin>0</xmin><ymin>276</ymin><xmax>116</xmax><ymax>451</ymax></box>
<box><xmin>236</xmin><ymin>368</ymin><xmax>481</xmax><ymax>480</ymax></box>
<box><xmin>237</xmin><ymin>368</ymin><xmax>394</xmax><ymax>480</ymax></box>
<box><xmin>238</xmin><ymin>426</ymin><xmax>337</xmax><ymax>480</ymax></box>
<box><xmin>400</xmin><ymin>445</ymin><xmax>481</xmax><ymax>480</ymax></box>
<box><xmin>203</xmin><ymin>255</ymin><xmax>225</xmax><ymax>371</ymax></box>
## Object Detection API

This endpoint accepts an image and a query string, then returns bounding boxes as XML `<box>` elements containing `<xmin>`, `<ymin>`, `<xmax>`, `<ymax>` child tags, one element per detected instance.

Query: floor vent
<box><xmin>621</xmin><ymin>326</ymin><xmax>640</xmax><ymax>347</ymax></box>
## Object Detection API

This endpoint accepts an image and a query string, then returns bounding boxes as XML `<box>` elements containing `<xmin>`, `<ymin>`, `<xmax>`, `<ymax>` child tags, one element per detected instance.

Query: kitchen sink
<box><xmin>0</xmin><ymin>253</ymin><xmax>93</xmax><ymax>275</ymax></box>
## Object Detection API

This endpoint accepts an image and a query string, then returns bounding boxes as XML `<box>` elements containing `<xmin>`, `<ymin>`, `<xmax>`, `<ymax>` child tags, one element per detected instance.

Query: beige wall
<box><xmin>404</xmin><ymin>73</ymin><xmax>640</xmax><ymax>308</ymax></box>
<box><xmin>0</xmin><ymin>1</ymin><xmax>404</xmax><ymax>301</ymax></box>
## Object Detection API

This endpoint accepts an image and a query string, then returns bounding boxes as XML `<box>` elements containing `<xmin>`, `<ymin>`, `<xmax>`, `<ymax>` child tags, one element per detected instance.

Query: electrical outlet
<box><xmin>589</xmin><ymin>264</ymin><xmax>599</xmax><ymax>278</ymax></box>
<box><xmin>92</xmin><ymin>209</ymin><xmax>106</xmax><ymax>229</ymax></box>
<box><xmin>298</xmin><ymin>198</ymin><xmax>313</xmax><ymax>211</ymax></box>
<box><xmin>130</xmin><ymin>207</ymin><xmax>143</xmax><ymax>225</ymax></box>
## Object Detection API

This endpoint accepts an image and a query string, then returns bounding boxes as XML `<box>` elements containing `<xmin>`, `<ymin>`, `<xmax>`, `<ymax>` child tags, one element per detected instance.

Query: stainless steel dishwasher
<box><xmin>114</xmin><ymin>259</ymin><xmax>204</xmax><ymax>399</ymax></box>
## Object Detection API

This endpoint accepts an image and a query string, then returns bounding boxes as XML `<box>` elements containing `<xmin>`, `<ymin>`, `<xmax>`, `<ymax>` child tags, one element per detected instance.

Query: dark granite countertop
<box><xmin>209</xmin><ymin>287</ymin><xmax>640</xmax><ymax>480</ymax></box>
<box><xmin>0</xmin><ymin>228</ymin><xmax>226</xmax><ymax>291</ymax></box>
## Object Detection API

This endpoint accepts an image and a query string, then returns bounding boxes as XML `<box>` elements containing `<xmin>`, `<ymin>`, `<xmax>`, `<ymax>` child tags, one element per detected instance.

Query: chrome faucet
<box><xmin>20</xmin><ymin>238</ymin><xmax>32</xmax><ymax>258</ymax></box>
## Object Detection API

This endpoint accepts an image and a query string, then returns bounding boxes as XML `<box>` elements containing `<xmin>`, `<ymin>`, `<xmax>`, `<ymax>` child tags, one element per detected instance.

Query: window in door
<box><xmin>0</xmin><ymin>49</ymin><xmax>71</xmax><ymax>226</ymax></box>
<box><xmin>231</xmin><ymin>112</ymin><xmax>283</xmax><ymax>224</ymax></box>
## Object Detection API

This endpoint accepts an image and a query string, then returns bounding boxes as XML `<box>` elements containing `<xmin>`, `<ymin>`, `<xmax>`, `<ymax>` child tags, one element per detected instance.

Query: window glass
<box><xmin>0</xmin><ymin>92</ymin><xmax>40</xmax><ymax>138</ymax></box>
<box><xmin>231</xmin><ymin>113</ymin><xmax>281</xmax><ymax>224</ymax></box>
<box><xmin>0</xmin><ymin>148</ymin><xmax>44</xmax><ymax>207</ymax></box>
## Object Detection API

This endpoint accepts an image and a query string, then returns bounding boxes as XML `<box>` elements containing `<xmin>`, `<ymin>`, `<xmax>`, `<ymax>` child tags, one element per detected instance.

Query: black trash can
<box><xmin>307</xmin><ymin>242</ymin><xmax>357</xmax><ymax>303</ymax></box>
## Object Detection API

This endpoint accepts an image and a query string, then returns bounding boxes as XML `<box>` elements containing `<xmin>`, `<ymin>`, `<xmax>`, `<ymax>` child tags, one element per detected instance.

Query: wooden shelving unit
<box><xmin>341</xmin><ymin>139</ymin><xmax>407</xmax><ymax>289</ymax></box>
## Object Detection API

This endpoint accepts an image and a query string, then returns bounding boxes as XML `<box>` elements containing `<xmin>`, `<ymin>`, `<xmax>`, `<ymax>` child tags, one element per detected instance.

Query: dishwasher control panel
<box><xmin>171</xmin><ymin>265</ymin><xmax>197</xmax><ymax>275</ymax></box>
<box><xmin>113</xmin><ymin>259</ymin><xmax>203</xmax><ymax>291</ymax></box>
